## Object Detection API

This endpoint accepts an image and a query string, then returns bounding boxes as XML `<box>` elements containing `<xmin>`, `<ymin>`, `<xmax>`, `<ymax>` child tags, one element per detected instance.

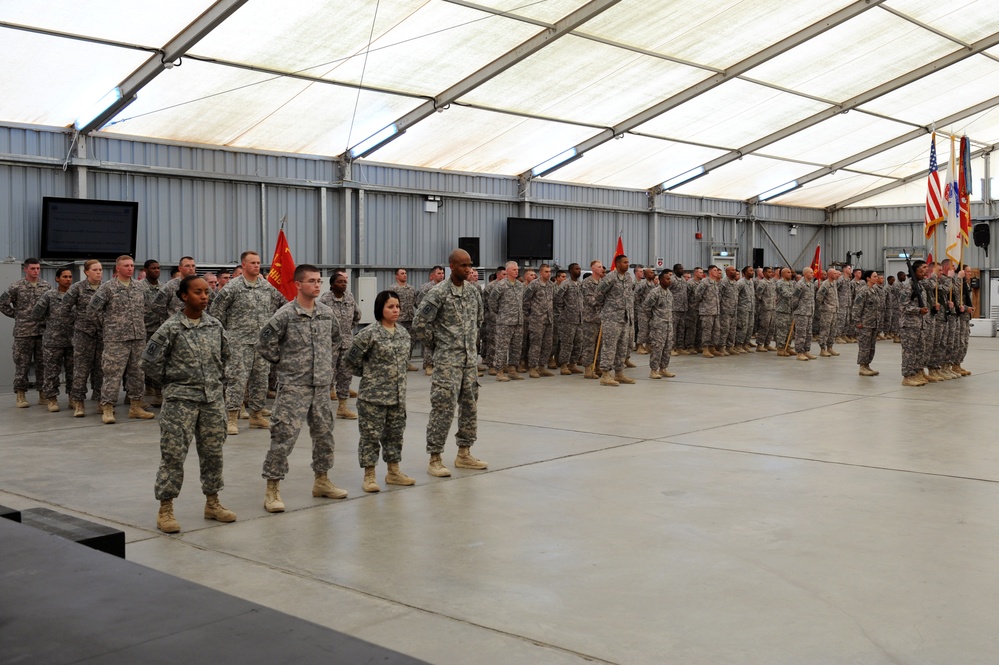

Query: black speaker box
<box><xmin>458</xmin><ymin>237</ymin><xmax>480</xmax><ymax>266</ymax></box>
<box><xmin>752</xmin><ymin>248</ymin><xmax>764</xmax><ymax>269</ymax></box>
<box><xmin>973</xmin><ymin>223</ymin><xmax>990</xmax><ymax>248</ymax></box>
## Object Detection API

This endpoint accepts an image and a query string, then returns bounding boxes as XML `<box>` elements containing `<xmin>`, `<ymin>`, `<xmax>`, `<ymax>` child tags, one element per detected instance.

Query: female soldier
<box><xmin>64</xmin><ymin>260</ymin><xmax>104</xmax><ymax>417</ymax></box>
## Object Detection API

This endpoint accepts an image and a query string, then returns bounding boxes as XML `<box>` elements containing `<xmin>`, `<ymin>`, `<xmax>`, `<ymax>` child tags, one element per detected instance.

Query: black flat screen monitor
<box><xmin>506</xmin><ymin>217</ymin><xmax>553</xmax><ymax>261</ymax></box>
<box><xmin>40</xmin><ymin>197</ymin><xmax>139</xmax><ymax>261</ymax></box>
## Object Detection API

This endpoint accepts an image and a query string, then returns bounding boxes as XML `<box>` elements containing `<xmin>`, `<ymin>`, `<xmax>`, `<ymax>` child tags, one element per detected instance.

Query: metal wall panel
<box><xmin>0</xmin><ymin>165</ymin><xmax>72</xmax><ymax>261</ymax></box>
<box><xmin>0</xmin><ymin>125</ymin><xmax>69</xmax><ymax>161</ymax></box>
<box><xmin>357</xmin><ymin>163</ymin><xmax>520</xmax><ymax>199</ymax></box>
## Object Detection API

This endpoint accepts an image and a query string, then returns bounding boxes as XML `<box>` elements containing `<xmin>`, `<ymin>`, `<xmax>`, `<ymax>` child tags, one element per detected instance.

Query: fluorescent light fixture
<box><xmin>719</xmin><ymin>250</ymin><xmax>729</xmax><ymax>257</ymax></box>
<box><xmin>661</xmin><ymin>166</ymin><xmax>705</xmax><ymax>190</ymax></box>
<box><xmin>74</xmin><ymin>87</ymin><xmax>123</xmax><ymax>131</ymax></box>
<box><xmin>531</xmin><ymin>148</ymin><xmax>579</xmax><ymax>178</ymax></box>
<box><xmin>349</xmin><ymin>124</ymin><xmax>402</xmax><ymax>159</ymax></box>
<box><xmin>758</xmin><ymin>180</ymin><xmax>799</xmax><ymax>201</ymax></box>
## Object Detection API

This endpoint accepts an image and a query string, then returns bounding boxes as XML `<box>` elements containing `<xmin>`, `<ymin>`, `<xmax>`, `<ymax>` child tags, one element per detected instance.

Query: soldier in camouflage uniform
<box><xmin>150</xmin><ymin>256</ymin><xmax>197</xmax><ymax>330</ymax></box>
<box><xmin>899</xmin><ymin>261</ymin><xmax>930</xmax><ymax>386</ymax></box>
<box><xmin>668</xmin><ymin>264</ymin><xmax>688</xmax><ymax>356</ymax></box>
<box><xmin>684</xmin><ymin>269</ymin><xmax>703</xmax><ymax>352</ymax></box>
<box><xmin>393</xmin><ymin>268</ymin><xmax>419</xmax><ymax>372</ymax></box>
<box><xmin>415</xmin><ymin>265</ymin><xmax>445</xmax><ymax>374</ymax></box>
<box><xmin>345</xmin><ymin>290</ymin><xmax>416</xmax><ymax>493</ymax></box>
<box><xmin>643</xmin><ymin>270</ymin><xmax>675</xmax><ymax>379</ymax></box>
<box><xmin>209</xmin><ymin>250</ymin><xmax>286</xmax><ymax>435</ymax></box>
<box><xmin>815</xmin><ymin>268</ymin><xmax>840</xmax><ymax>357</ymax></box>
<box><xmin>852</xmin><ymin>270</ymin><xmax>882</xmax><ymax>376</ymax></box>
<box><xmin>480</xmin><ymin>266</ymin><xmax>505</xmax><ymax>376</ymax></box>
<box><xmin>555</xmin><ymin>262</ymin><xmax>584</xmax><ymax>374</ymax></box>
<box><xmin>921</xmin><ymin>263</ymin><xmax>947</xmax><ymax>381</ymax></box>
<box><xmin>580</xmin><ymin>261</ymin><xmax>604</xmax><ymax>379</ymax></box>
<box><xmin>30</xmin><ymin>266</ymin><xmax>75</xmax><ymax>411</ymax></box>
<box><xmin>953</xmin><ymin>267</ymin><xmax>974</xmax><ymax>376</ymax></box>
<box><xmin>754</xmin><ymin>267</ymin><xmax>777</xmax><ymax>351</ymax></box>
<box><xmin>695</xmin><ymin>266</ymin><xmax>722</xmax><ymax>357</ymax></box>
<box><xmin>717</xmin><ymin>267</ymin><xmax>739</xmax><ymax>355</ymax></box>
<box><xmin>792</xmin><ymin>267</ymin><xmax>817</xmax><ymax>360</ymax></box>
<box><xmin>633</xmin><ymin>267</ymin><xmax>655</xmax><ymax>354</ymax></box>
<box><xmin>489</xmin><ymin>261</ymin><xmax>525</xmax><ymax>381</ymax></box>
<box><xmin>140</xmin><ymin>259</ymin><xmax>163</xmax><ymax>406</ymax></box>
<box><xmin>0</xmin><ymin>258</ymin><xmax>51</xmax><ymax>407</ymax></box>
<box><xmin>774</xmin><ymin>268</ymin><xmax>796</xmax><ymax>356</ymax></box>
<box><xmin>142</xmin><ymin>276</ymin><xmax>235</xmax><ymax>534</ymax></box>
<box><xmin>834</xmin><ymin>265</ymin><xmax>853</xmax><ymax>343</ymax></box>
<box><xmin>258</xmin><ymin>264</ymin><xmax>346</xmax><ymax>513</ymax></box>
<box><xmin>412</xmin><ymin>248</ymin><xmax>485</xmax><ymax>477</ymax></box>
<box><xmin>735</xmin><ymin>266</ymin><xmax>755</xmax><ymax>353</ymax></box>
<box><xmin>595</xmin><ymin>254</ymin><xmax>635</xmax><ymax>386</ymax></box>
<box><xmin>524</xmin><ymin>263</ymin><xmax>556</xmax><ymax>377</ymax></box>
<box><xmin>65</xmin><ymin>260</ymin><xmax>104</xmax><ymax>417</ymax></box>
<box><xmin>935</xmin><ymin>261</ymin><xmax>960</xmax><ymax>379</ymax></box>
<box><xmin>319</xmin><ymin>269</ymin><xmax>361</xmax><ymax>418</ymax></box>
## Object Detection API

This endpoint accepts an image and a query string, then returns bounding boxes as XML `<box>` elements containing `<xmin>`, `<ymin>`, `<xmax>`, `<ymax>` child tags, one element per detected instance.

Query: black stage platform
<box><xmin>0</xmin><ymin>518</ymin><xmax>425</xmax><ymax>664</ymax></box>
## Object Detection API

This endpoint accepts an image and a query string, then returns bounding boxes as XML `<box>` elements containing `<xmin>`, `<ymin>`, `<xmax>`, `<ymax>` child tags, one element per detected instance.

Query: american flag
<box><xmin>924</xmin><ymin>133</ymin><xmax>945</xmax><ymax>239</ymax></box>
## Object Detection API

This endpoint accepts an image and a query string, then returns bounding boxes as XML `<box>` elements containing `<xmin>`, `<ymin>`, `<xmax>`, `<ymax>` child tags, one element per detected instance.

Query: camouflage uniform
<box><xmin>792</xmin><ymin>279</ymin><xmax>815</xmax><ymax>354</ymax></box>
<box><xmin>488</xmin><ymin>278</ymin><xmax>525</xmax><ymax>370</ymax></box>
<box><xmin>31</xmin><ymin>289</ymin><xmax>75</xmax><ymax>399</ymax></box>
<box><xmin>888</xmin><ymin>279</ymin><xmax>903</xmax><ymax>337</ymax></box>
<box><xmin>580</xmin><ymin>275</ymin><xmax>602</xmax><ymax>369</ymax></box>
<box><xmin>412</xmin><ymin>280</ymin><xmax>483</xmax><ymax>454</ymax></box>
<box><xmin>555</xmin><ymin>278</ymin><xmax>583</xmax><ymax>366</ymax></box>
<box><xmin>774</xmin><ymin>279</ymin><xmax>795</xmax><ymax>351</ymax></box>
<box><xmin>142</xmin><ymin>311</ymin><xmax>229</xmax><ymax>500</ymax></box>
<box><xmin>142</xmin><ymin>279</ymin><xmax>162</xmax><ymax>339</ymax></box>
<box><xmin>668</xmin><ymin>274</ymin><xmax>688</xmax><ymax>351</ymax></box>
<box><xmin>633</xmin><ymin>279</ymin><xmax>653</xmax><ymax>348</ymax></box>
<box><xmin>835</xmin><ymin>273</ymin><xmax>852</xmax><ymax>337</ymax></box>
<box><xmin>814</xmin><ymin>280</ymin><xmax>839</xmax><ymax>351</ymax></box>
<box><xmin>735</xmin><ymin>278</ymin><xmax>754</xmax><ymax>346</ymax></box>
<box><xmin>718</xmin><ymin>276</ymin><xmax>738</xmax><ymax>348</ymax></box>
<box><xmin>258</xmin><ymin>299</ymin><xmax>341</xmax><ymax>480</ymax></box>
<box><xmin>937</xmin><ymin>275</ymin><xmax>958</xmax><ymax>368</ymax></box>
<box><xmin>755</xmin><ymin>277</ymin><xmax>776</xmax><ymax>347</ymax></box>
<box><xmin>524</xmin><ymin>277</ymin><xmax>555</xmax><ymax>367</ymax></box>
<box><xmin>922</xmin><ymin>276</ymin><xmax>945</xmax><ymax>371</ymax></box>
<box><xmin>685</xmin><ymin>279</ymin><xmax>701</xmax><ymax>350</ymax></box>
<box><xmin>208</xmin><ymin>276</ymin><xmax>286</xmax><ymax>412</ymax></box>
<box><xmin>395</xmin><ymin>282</ymin><xmax>417</xmax><ymax>360</ymax></box>
<box><xmin>595</xmin><ymin>271</ymin><xmax>634</xmax><ymax>372</ymax></box>
<box><xmin>64</xmin><ymin>280</ymin><xmax>104</xmax><ymax>402</ymax></box>
<box><xmin>899</xmin><ymin>280</ymin><xmax>927</xmax><ymax>377</ymax></box>
<box><xmin>956</xmin><ymin>279</ymin><xmax>972</xmax><ymax>365</ymax></box>
<box><xmin>319</xmin><ymin>290</ymin><xmax>360</xmax><ymax>400</ymax></box>
<box><xmin>415</xmin><ymin>280</ymin><xmax>437</xmax><ymax>369</ymax></box>
<box><xmin>642</xmin><ymin>285</ymin><xmax>674</xmax><ymax>372</ymax></box>
<box><xmin>0</xmin><ymin>278</ymin><xmax>50</xmax><ymax>392</ymax></box>
<box><xmin>852</xmin><ymin>283</ymin><xmax>881</xmax><ymax>366</ymax></box>
<box><xmin>695</xmin><ymin>278</ymin><xmax>720</xmax><ymax>349</ymax></box>
<box><xmin>88</xmin><ymin>279</ymin><xmax>147</xmax><ymax>405</ymax></box>
<box><xmin>345</xmin><ymin>323</ymin><xmax>410</xmax><ymax>467</ymax></box>
<box><xmin>151</xmin><ymin>277</ymin><xmax>185</xmax><ymax>330</ymax></box>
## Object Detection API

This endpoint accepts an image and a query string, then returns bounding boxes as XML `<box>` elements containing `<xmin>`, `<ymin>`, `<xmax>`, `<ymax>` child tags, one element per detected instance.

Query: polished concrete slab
<box><xmin>2</xmin><ymin>337</ymin><xmax>998</xmax><ymax>664</ymax></box>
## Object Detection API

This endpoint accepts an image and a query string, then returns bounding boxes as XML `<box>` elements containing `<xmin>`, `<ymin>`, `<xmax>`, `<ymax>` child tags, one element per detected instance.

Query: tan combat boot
<box><xmin>507</xmin><ymin>366</ymin><xmax>524</xmax><ymax>380</ymax></box>
<box><xmin>264</xmin><ymin>479</ymin><xmax>285</xmax><ymax>512</ymax></box>
<box><xmin>547</xmin><ymin>357</ymin><xmax>559</xmax><ymax>370</ymax></box>
<box><xmin>614</xmin><ymin>371</ymin><xmax>636</xmax><ymax>385</ymax></box>
<box><xmin>362</xmin><ymin>467</ymin><xmax>380</xmax><ymax>493</ymax></box>
<box><xmin>637</xmin><ymin>344</ymin><xmax>649</xmax><ymax>354</ymax></box>
<box><xmin>560</xmin><ymin>363</ymin><xmax>572</xmax><ymax>375</ymax></box>
<box><xmin>661</xmin><ymin>369</ymin><xmax>676</xmax><ymax>378</ymax></box>
<box><xmin>336</xmin><ymin>398</ymin><xmax>357</xmax><ymax>419</ymax></box>
<box><xmin>47</xmin><ymin>397</ymin><xmax>60</xmax><ymax>412</ymax></box>
<box><xmin>101</xmin><ymin>403</ymin><xmax>116</xmax><ymax>424</ymax></box>
<box><xmin>954</xmin><ymin>364</ymin><xmax>971</xmax><ymax>376</ymax></box>
<box><xmin>149</xmin><ymin>388</ymin><xmax>163</xmax><ymax>407</ymax></box>
<box><xmin>204</xmin><ymin>494</ymin><xmax>236</xmax><ymax>522</ymax></box>
<box><xmin>227</xmin><ymin>410</ymin><xmax>239</xmax><ymax>435</ymax></box>
<box><xmin>583</xmin><ymin>366</ymin><xmax>596</xmax><ymax>379</ymax></box>
<box><xmin>517</xmin><ymin>362</ymin><xmax>528</xmax><ymax>373</ymax></box>
<box><xmin>702</xmin><ymin>347</ymin><xmax>715</xmax><ymax>358</ymax></box>
<box><xmin>495</xmin><ymin>369</ymin><xmax>510</xmax><ymax>382</ymax></box>
<box><xmin>73</xmin><ymin>400</ymin><xmax>85</xmax><ymax>418</ymax></box>
<box><xmin>797</xmin><ymin>353</ymin><xmax>809</xmax><ymax>361</ymax></box>
<box><xmin>829</xmin><ymin>347</ymin><xmax>840</xmax><ymax>356</ymax></box>
<box><xmin>455</xmin><ymin>446</ymin><xmax>488</xmax><ymax>470</ymax></box>
<box><xmin>488</xmin><ymin>367</ymin><xmax>498</xmax><ymax>375</ymax></box>
<box><xmin>261</xmin><ymin>407</ymin><xmax>272</xmax><ymax>416</ymax></box>
<box><xmin>15</xmin><ymin>391</ymin><xmax>28</xmax><ymax>408</ymax></box>
<box><xmin>649</xmin><ymin>370</ymin><xmax>662</xmax><ymax>379</ymax></box>
<box><xmin>528</xmin><ymin>367</ymin><xmax>541</xmax><ymax>379</ymax></box>
<box><xmin>859</xmin><ymin>364</ymin><xmax>877</xmax><ymax>376</ymax></box>
<box><xmin>819</xmin><ymin>349</ymin><xmax>831</xmax><ymax>357</ymax></box>
<box><xmin>569</xmin><ymin>364</ymin><xmax>584</xmax><ymax>374</ymax></box>
<box><xmin>600</xmin><ymin>371</ymin><xmax>619</xmax><ymax>387</ymax></box>
<box><xmin>407</xmin><ymin>362</ymin><xmax>418</xmax><ymax>372</ymax></box>
<box><xmin>385</xmin><ymin>462</ymin><xmax>415</xmax><ymax>486</ymax></box>
<box><xmin>804</xmin><ymin>352</ymin><xmax>817</xmax><ymax>360</ymax></box>
<box><xmin>901</xmin><ymin>374</ymin><xmax>924</xmax><ymax>387</ymax></box>
<box><xmin>756</xmin><ymin>345</ymin><xmax>768</xmax><ymax>352</ymax></box>
<box><xmin>239</xmin><ymin>405</ymin><xmax>249</xmax><ymax>419</ymax></box>
<box><xmin>157</xmin><ymin>499</ymin><xmax>180</xmax><ymax>533</ymax></box>
<box><xmin>313</xmin><ymin>473</ymin><xmax>348</xmax><ymax>499</ymax></box>
<box><xmin>428</xmin><ymin>453</ymin><xmax>451</xmax><ymax>477</ymax></box>
<box><xmin>249</xmin><ymin>410</ymin><xmax>270</xmax><ymax>429</ymax></box>
<box><xmin>129</xmin><ymin>399</ymin><xmax>155</xmax><ymax>420</ymax></box>
<box><xmin>625</xmin><ymin>357</ymin><xmax>637</xmax><ymax>368</ymax></box>
<box><xmin>538</xmin><ymin>366</ymin><xmax>554</xmax><ymax>377</ymax></box>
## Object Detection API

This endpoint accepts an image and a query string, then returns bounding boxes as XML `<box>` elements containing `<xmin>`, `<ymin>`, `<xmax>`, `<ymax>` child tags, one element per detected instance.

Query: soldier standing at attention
<box><xmin>834</xmin><ymin>264</ymin><xmax>853</xmax><ymax>344</ymax></box>
<box><xmin>412</xmin><ymin>249</ymin><xmax>485</xmax><ymax>478</ymax></box>
<box><xmin>151</xmin><ymin>257</ymin><xmax>197</xmax><ymax>330</ymax></box>
<box><xmin>209</xmin><ymin>250</ymin><xmax>286</xmax><ymax>435</ymax></box>
<box><xmin>815</xmin><ymin>268</ymin><xmax>840</xmax><ymax>357</ymax></box>
<box><xmin>900</xmin><ymin>261</ymin><xmax>930</xmax><ymax>386</ymax></box>
<box><xmin>634</xmin><ymin>267</ymin><xmax>655</xmax><ymax>354</ymax></box>
<box><xmin>754</xmin><ymin>267</ymin><xmax>777</xmax><ymax>352</ymax></box>
<box><xmin>595</xmin><ymin>253</ymin><xmax>635</xmax><ymax>386</ymax></box>
<box><xmin>524</xmin><ymin>263</ymin><xmax>556</xmax><ymax>378</ymax></box>
<box><xmin>668</xmin><ymin>264</ymin><xmax>688</xmax><ymax>356</ymax></box>
<box><xmin>555</xmin><ymin>262</ymin><xmax>584</xmax><ymax>375</ymax></box>
<box><xmin>345</xmin><ymin>290</ymin><xmax>416</xmax><ymax>493</ymax></box>
<box><xmin>643</xmin><ymin>270</ymin><xmax>675</xmax><ymax>379</ymax></box>
<box><xmin>65</xmin><ymin>260</ymin><xmax>104</xmax><ymax>417</ymax></box>
<box><xmin>143</xmin><ymin>275</ymin><xmax>235</xmax><ymax>534</ymax></box>
<box><xmin>320</xmin><ymin>269</ymin><xmax>361</xmax><ymax>419</ymax></box>
<box><xmin>773</xmin><ymin>268</ymin><xmax>796</xmax><ymax>356</ymax></box>
<box><xmin>31</xmin><ymin>266</ymin><xmax>75</xmax><ymax>412</ymax></box>
<box><xmin>0</xmin><ymin>258</ymin><xmax>50</xmax><ymax>407</ymax></box>
<box><xmin>580</xmin><ymin>261</ymin><xmax>604</xmax><ymax>379</ymax></box>
<box><xmin>853</xmin><ymin>270</ymin><xmax>882</xmax><ymax>376</ymax></box>
<box><xmin>792</xmin><ymin>267</ymin><xmax>817</xmax><ymax>360</ymax></box>
<box><xmin>695</xmin><ymin>265</ymin><xmax>722</xmax><ymax>358</ymax></box>
<box><xmin>393</xmin><ymin>268</ymin><xmax>419</xmax><ymax>372</ymax></box>
<box><xmin>489</xmin><ymin>261</ymin><xmax>525</xmax><ymax>381</ymax></box>
<box><xmin>87</xmin><ymin>255</ymin><xmax>155</xmax><ymax>424</ymax></box>
<box><xmin>735</xmin><ymin>266</ymin><xmax>755</xmax><ymax>353</ymax></box>
<box><xmin>258</xmin><ymin>264</ymin><xmax>346</xmax><ymax>513</ymax></box>
<box><xmin>416</xmin><ymin>265</ymin><xmax>445</xmax><ymax>375</ymax></box>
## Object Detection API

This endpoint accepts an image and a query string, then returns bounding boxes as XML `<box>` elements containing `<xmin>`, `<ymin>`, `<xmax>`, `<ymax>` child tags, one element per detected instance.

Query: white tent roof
<box><xmin>3</xmin><ymin>0</ymin><xmax>999</xmax><ymax>208</ymax></box>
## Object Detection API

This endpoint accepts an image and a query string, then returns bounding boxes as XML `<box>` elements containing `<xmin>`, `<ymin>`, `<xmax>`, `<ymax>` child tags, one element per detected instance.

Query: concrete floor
<box><xmin>2</xmin><ymin>338</ymin><xmax>999</xmax><ymax>664</ymax></box>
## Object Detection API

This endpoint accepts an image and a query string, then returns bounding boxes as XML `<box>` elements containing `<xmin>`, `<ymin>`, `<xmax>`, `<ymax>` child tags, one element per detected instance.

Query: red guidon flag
<box><xmin>810</xmin><ymin>245</ymin><xmax>821</xmax><ymax>279</ymax></box>
<box><xmin>612</xmin><ymin>235</ymin><xmax>625</xmax><ymax>267</ymax></box>
<box><xmin>267</xmin><ymin>229</ymin><xmax>297</xmax><ymax>300</ymax></box>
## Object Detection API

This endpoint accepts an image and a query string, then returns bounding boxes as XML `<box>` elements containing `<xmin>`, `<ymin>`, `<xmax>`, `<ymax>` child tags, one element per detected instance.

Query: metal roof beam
<box><xmin>75</xmin><ymin>0</ymin><xmax>248</xmax><ymax>134</ymax></box>
<box><xmin>519</xmin><ymin>0</ymin><xmax>887</xmax><ymax>181</ymax></box>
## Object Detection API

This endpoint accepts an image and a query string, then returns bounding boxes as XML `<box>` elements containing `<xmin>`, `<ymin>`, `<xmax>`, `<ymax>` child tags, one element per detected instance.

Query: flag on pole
<box><xmin>959</xmin><ymin>135</ymin><xmax>972</xmax><ymax>246</ymax></box>
<box><xmin>924</xmin><ymin>133</ymin><xmax>945</xmax><ymax>239</ymax></box>
<box><xmin>612</xmin><ymin>235</ymin><xmax>625</xmax><ymax>268</ymax></box>
<box><xmin>810</xmin><ymin>245</ymin><xmax>821</xmax><ymax>279</ymax></box>
<box><xmin>267</xmin><ymin>228</ymin><xmax>297</xmax><ymax>300</ymax></box>
<box><xmin>944</xmin><ymin>135</ymin><xmax>962</xmax><ymax>264</ymax></box>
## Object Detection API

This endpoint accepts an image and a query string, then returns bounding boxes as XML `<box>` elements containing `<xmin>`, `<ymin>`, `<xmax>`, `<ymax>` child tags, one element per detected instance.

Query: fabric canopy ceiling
<box><xmin>3</xmin><ymin>0</ymin><xmax>999</xmax><ymax>209</ymax></box>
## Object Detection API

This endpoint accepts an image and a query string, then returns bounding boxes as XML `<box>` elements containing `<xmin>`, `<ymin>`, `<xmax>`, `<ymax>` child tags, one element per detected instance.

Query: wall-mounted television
<box><xmin>506</xmin><ymin>217</ymin><xmax>553</xmax><ymax>261</ymax></box>
<box><xmin>40</xmin><ymin>197</ymin><xmax>139</xmax><ymax>261</ymax></box>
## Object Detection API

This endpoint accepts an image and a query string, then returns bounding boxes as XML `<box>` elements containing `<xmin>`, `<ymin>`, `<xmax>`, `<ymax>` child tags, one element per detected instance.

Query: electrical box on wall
<box><xmin>710</xmin><ymin>251</ymin><xmax>737</xmax><ymax>268</ymax></box>
<box><xmin>424</xmin><ymin>200</ymin><xmax>438</xmax><ymax>213</ymax></box>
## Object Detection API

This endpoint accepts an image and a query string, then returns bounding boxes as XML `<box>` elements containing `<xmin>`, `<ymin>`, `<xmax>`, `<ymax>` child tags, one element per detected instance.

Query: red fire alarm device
<box><xmin>695</xmin><ymin>232</ymin><xmax>703</xmax><ymax>240</ymax></box>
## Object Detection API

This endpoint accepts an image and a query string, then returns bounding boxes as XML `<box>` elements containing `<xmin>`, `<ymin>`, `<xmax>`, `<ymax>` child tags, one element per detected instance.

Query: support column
<box><xmin>72</xmin><ymin>134</ymin><xmax>88</xmax><ymax>199</ymax></box>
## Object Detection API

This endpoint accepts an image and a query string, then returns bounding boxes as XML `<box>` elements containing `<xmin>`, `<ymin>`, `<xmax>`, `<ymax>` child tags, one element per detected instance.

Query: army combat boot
<box><xmin>599</xmin><ymin>371</ymin><xmax>619</xmax><ymax>387</ymax></box>
<box><xmin>157</xmin><ymin>499</ymin><xmax>180</xmax><ymax>533</ymax></box>
<box><xmin>73</xmin><ymin>400</ymin><xmax>85</xmax><ymax>418</ymax></box>
<box><xmin>227</xmin><ymin>410</ymin><xmax>239</xmax><ymax>435</ymax></box>
<box><xmin>614</xmin><ymin>371</ymin><xmax>636</xmax><ymax>385</ymax></box>
<box><xmin>249</xmin><ymin>410</ymin><xmax>270</xmax><ymax>429</ymax></box>
<box><xmin>129</xmin><ymin>399</ymin><xmax>155</xmax><ymax>419</ymax></box>
<box><xmin>336</xmin><ymin>398</ymin><xmax>357</xmax><ymax>419</ymax></box>
<box><xmin>560</xmin><ymin>363</ymin><xmax>572</xmax><ymax>375</ymax></box>
<box><xmin>264</xmin><ymin>479</ymin><xmax>285</xmax><ymax>512</ymax></box>
<box><xmin>363</xmin><ymin>467</ymin><xmax>380</xmax><ymax>493</ymax></box>
<box><xmin>15</xmin><ymin>391</ymin><xmax>28</xmax><ymax>408</ymax></box>
<box><xmin>455</xmin><ymin>446</ymin><xmax>487</xmax><ymax>470</ymax></box>
<box><xmin>204</xmin><ymin>494</ymin><xmax>236</xmax><ymax>522</ymax></box>
<box><xmin>428</xmin><ymin>453</ymin><xmax>451</xmax><ymax>477</ymax></box>
<box><xmin>313</xmin><ymin>473</ymin><xmax>348</xmax><ymax>499</ymax></box>
<box><xmin>101</xmin><ymin>403</ymin><xmax>116</xmax><ymax>424</ymax></box>
<box><xmin>47</xmin><ymin>397</ymin><xmax>60</xmax><ymax>412</ymax></box>
<box><xmin>385</xmin><ymin>462</ymin><xmax>415</xmax><ymax>486</ymax></box>
<box><xmin>859</xmin><ymin>364</ymin><xmax>877</xmax><ymax>376</ymax></box>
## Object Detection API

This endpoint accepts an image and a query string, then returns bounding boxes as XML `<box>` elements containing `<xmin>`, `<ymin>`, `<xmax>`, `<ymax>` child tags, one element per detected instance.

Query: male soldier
<box><xmin>203</xmin><ymin>272</ymin><xmax>219</xmax><ymax>297</ymax></box>
<box><xmin>668</xmin><ymin>264</ymin><xmax>688</xmax><ymax>356</ymax></box>
<box><xmin>551</xmin><ymin>268</ymin><xmax>567</xmax><ymax>366</ymax></box>
<box><xmin>141</xmin><ymin>259</ymin><xmax>163</xmax><ymax>405</ymax></box>
<box><xmin>893</xmin><ymin>271</ymin><xmax>907</xmax><ymax>342</ymax></box>
<box><xmin>209</xmin><ymin>250</ymin><xmax>286</xmax><ymax>435</ymax></box>
<box><xmin>921</xmin><ymin>262</ymin><xmax>947</xmax><ymax>381</ymax></box>
<box><xmin>258</xmin><ymin>264</ymin><xmax>346</xmax><ymax>513</ymax></box>
<box><xmin>218</xmin><ymin>270</ymin><xmax>231</xmax><ymax>288</ymax></box>
<box><xmin>754</xmin><ymin>267</ymin><xmax>777</xmax><ymax>351</ymax></box>
<box><xmin>523</xmin><ymin>263</ymin><xmax>556</xmax><ymax>378</ymax></box>
<box><xmin>595</xmin><ymin>253</ymin><xmax>635</xmax><ymax>386</ymax></box>
<box><xmin>481</xmin><ymin>266</ymin><xmax>506</xmax><ymax>376</ymax></box>
<box><xmin>416</xmin><ymin>265</ymin><xmax>445</xmax><ymax>375</ymax></box>
<box><xmin>735</xmin><ymin>266</ymin><xmax>755</xmax><ymax>353</ymax></box>
<box><xmin>87</xmin><ymin>255</ymin><xmax>155</xmax><ymax>423</ymax></box>
<box><xmin>717</xmin><ymin>266</ymin><xmax>739</xmax><ymax>355</ymax></box>
<box><xmin>774</xmin><ymin>268</ymin><xmax>796</xmax><ymax>356</ymax></box>
<box><xmin>695</xmin><ymin>265</ymin><xmax>722</xmax><ymax>358</ymax></box>
<box><xmin>792</xmin><ymin>267</ymin><xmax>817</xmax><ymax>360</ymax></box>
<box><xmin>412</xmin><ymin>248</ymin><xmax>485</xmax><ymax>477</ymax></box>
<box><xmin>643</xmin><ymin>270</ymin><xmax>675</xmax><ymax>379</ymax></box>
<box><xmin>151</xmin><ymin>256</ymin><xmax>197</xmax><ymax>329</ymax></box>
<box><xmin>815</xmin><ymin>268</ymin><xmax>840</xmax><ymax>357</ymax></box>
<box><xmin>1</xmin><ymin>258</ymin><xmax>51</xmax><ymax>407</ymax></box>
<box><xmin>31</xmin><ymin>266</ymin><xmax>75</xmax><ymax>412</ymax></box>
<box><xmin>555</xmin><ymin>262</ymin><xmax>584</xmax><ymax>374</ymax></box>
<box><xmin>393</xmin><ymin>268</ymin><xmax>419</xmax><ymax>372</ymax></box>
<box><xmin>320</xmin><ymin>270</ymin><xmax>361</xmax><ymax>418</ymax></box>
<box><xmin>835</xmin><ymin>264</ymin><xmax>853</xmax><ymax>343</ymax></box>
<box><xmin>686</xmin><ymin>267</ymin><xmax>705</xmax><ymax>352</ymax></box>
<box><xmin>518</xmin><ymin>268</ymin><xmax>536</xmax><ymax>371</ymax></box>
<box><xmin>142</xmin><ymin>259</ymin><xmax>161</xmax><ymax>290</ymax></box>
<box><xmin>634</xmin><ymin>267</ymin><xmax>655</xmax><ymax>354</ymax></box>
<box><xmin>580</xmin><ymin>260</ymin><xmax>604</xmax><ymax>379</ymax></box>
<box><xmin>853</xmin><ymin>270</ymin><xmax>882</xmax><ymax>376</ymax></box>
<box><xmin>489</xmin><ymin>261</ymin><xmax>525</xmax><ymax>381</ymax></box>
<box><xmin>934</xmin><ymin>260</ymin><xmax>959</xmax><ymax>380</ymax></box>
<box><xmin>953</xmin><ymin>266</ymin><xmax>974</xmax><ymax>376</ymax></box>
<box><xmin>899</xmin><ymin>261</ymin><xmax>930</xmax><ymax>386</ymax></box>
